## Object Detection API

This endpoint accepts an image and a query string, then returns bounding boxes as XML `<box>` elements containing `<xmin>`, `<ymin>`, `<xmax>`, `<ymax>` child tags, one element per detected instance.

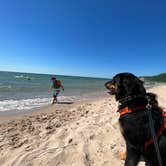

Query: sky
<box><xmin>0</xmin><ymin>0</ymin><xmax>166</xmax><ymax>78</ymax></box>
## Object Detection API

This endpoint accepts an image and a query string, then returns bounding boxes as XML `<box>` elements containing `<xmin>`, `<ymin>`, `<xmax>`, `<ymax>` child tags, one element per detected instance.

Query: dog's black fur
<box><xmin>105</xmin><ymin>73</ymin><xmax>166</xmax><ymax>166</ymax></box>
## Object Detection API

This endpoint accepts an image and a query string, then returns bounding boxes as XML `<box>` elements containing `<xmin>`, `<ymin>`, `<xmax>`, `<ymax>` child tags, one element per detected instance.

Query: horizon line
<box><xmin>0</xmin><ymin>70</ymin><xmax>165</xmax><ymax>79</ymax></box>
<box><xmin>0</xmin><ymin>70</ymin><xmax>110</xmax><ymax>80</ymax></box>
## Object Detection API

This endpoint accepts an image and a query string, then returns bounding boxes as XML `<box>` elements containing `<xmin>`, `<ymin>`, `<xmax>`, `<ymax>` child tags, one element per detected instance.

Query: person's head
<box><xmin>51</xmin><ymin>77</ymin><xmax>56</xmax><ymax>81</ymax></box>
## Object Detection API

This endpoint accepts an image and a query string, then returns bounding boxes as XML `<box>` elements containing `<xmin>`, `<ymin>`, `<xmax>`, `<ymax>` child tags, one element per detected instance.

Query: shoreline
<box><xmin>0</xmin><ymin>84</ymin><xmax>163</xmax><ymax>116</ymax></box>
<box><xmin>0</xmin><ymin>84</ymin><xmax>166</xmax><ymax>124</ymax></box>
<box><xmin>0</xmin><ymin>84</ymin><xmax>165</xmax><ymax>127</ymax></box>
<box><xmin>0</xmin><ymin>91</ymin><xmax>107</xmax><ymax>118</ymax></box>
<box><xmin>0</xmin><ymin>91</ymin><xmax>108</xmax><ymax>124</ymax></box>
<box><xmin>0</xmin><ymin>83</ymin><xmax>165</xmax><ymax>116</ymax></box>
<box><xmin>0</xmin><ymin>90</ymin><xmax>108</xmax><ymax>116</ymax></box>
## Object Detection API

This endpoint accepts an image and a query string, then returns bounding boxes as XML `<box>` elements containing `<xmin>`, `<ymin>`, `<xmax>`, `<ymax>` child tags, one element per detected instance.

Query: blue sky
<box><xmin>0</xmin><ymin>0</ymin><xmax>166</xmax><ymax>78</ymax></box>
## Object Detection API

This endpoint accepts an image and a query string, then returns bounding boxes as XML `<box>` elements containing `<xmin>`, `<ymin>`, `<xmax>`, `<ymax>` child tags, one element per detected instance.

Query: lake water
<box><xmin>0</xmin><ymin>71</ymin><xmax>109</xmax><ymax>112</ymax></box>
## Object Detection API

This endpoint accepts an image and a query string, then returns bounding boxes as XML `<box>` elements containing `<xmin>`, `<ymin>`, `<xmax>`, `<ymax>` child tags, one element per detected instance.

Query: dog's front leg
<box><xmin>124</xmin><ymin>143</ymin><xmax>141</xmax><ymax>166</ymax></box>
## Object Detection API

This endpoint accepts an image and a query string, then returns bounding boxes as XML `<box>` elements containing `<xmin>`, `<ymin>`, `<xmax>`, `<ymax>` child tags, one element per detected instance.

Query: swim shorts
<box><xmin>53</xmin><ymin>89</ymin><xmax>60</xmax><ymax>97</ymax></box>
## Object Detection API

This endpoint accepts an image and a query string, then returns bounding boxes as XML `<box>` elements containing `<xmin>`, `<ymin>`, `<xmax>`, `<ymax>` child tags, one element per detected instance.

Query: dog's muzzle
<box><xmin>105</xmin><ymin>81</ymin><xmax>116</xmax><ymax>95</ymax></box>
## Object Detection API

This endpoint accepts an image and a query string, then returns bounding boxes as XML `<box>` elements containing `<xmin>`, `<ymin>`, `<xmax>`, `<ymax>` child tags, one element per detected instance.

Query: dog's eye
<box><xmin>112</xmin><ymin>80</ymin><xmax>116</xmax><ymax>85</ymax></box>
<box><xmin>107</xmin><ymin>85</ymin><xmax>112</xmax><ymax>89</ymax></box>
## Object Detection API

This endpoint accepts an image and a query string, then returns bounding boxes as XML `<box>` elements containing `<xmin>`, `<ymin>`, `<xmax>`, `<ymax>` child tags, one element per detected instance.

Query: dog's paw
<box><xmin>117</xmin><ymin>150</ymin><xmax>126</xmax><ymax>160</ymax></box>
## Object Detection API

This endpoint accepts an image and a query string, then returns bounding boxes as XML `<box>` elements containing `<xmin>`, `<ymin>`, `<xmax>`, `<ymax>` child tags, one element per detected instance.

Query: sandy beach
<box><xmin>0</xmin><ymin>85</ymin><xmax>166</xmax><ymax>166</ymax></box>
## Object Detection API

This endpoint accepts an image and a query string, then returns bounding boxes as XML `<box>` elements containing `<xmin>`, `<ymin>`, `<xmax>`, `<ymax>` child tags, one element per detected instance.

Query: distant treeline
<box><xmin>144</xmin><ymin>73</ymin><xmax>166</xmax><ymax>82</ymax></box>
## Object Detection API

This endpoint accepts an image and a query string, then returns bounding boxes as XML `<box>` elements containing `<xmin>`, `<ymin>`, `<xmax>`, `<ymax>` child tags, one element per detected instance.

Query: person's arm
<box><xmin>49</xmin><ymin>83</ymin><xmax>53</xmax><ymax>92</ymax></box>
<box><xmin>60</xmin><ymin>84</ymin><xmax>64</xmax><ymax>91</ymax></box>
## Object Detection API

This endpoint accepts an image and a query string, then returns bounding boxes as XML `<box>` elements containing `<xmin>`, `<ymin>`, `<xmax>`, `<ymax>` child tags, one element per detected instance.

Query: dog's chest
<box><xmin>118</xmin><ymin>114</ymin><xmax>150</xmax><ymax>145</ymax></box>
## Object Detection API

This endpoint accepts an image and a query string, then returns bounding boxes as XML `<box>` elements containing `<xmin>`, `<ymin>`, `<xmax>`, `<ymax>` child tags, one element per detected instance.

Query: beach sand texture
<box><xmin>0</xmin><ymin>85</ymin><xmax>166</xmax><ymax>166</ymax></box>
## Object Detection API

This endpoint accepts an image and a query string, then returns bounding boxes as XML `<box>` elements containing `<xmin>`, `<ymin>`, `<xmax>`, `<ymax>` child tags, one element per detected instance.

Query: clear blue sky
<box><xmin>0</xmin><ymin>0</ymin><xmax>166</xmax><ymax>78</ymax></box>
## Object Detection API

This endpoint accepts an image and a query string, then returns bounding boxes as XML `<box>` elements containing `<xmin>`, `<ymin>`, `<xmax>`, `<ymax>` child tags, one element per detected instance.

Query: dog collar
<box><xmin>118</xmin><ymin>95</ymin><xmax>146</xmax><ymax>105</ymax></box>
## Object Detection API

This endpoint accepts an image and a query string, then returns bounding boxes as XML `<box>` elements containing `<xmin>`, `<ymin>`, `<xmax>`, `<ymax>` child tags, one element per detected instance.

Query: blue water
<box><xmin>0</xmin><ymin>71</ymin><xmax>109</xmax><ymax>112</ymax></box>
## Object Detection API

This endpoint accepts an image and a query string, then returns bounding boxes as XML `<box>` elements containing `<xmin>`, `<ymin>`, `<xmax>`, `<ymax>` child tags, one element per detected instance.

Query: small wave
<box><xmin>0</xmin><ymin>98</ymin><xmax>50</xmax><ymax>112</ymax></box>
<box><xmin>14</xmin><ymin>75</ymin><xmax>24</xmax><ymax>78</ymax></box>
<box><xmin>14</xmin><ymin>75</ymin><xmax>33</xmax><ymax>80</ymax></box>
<box><xmin>0</xmin><ymin>96</ymin><xmax>76</xmax><ymax>112</ymax></box>
<box><xmin>0</xmin><ymin>85</ymin><xmax>12</xmax><ymax>89</ymax></box>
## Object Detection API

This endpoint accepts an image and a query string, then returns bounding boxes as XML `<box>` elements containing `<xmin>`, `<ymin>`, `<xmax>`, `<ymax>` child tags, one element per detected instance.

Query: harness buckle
<box><xmin>146</xmin><ymin>95</ymin><xmax>152</xmax><ymax>110</ymax></box>
<box><xmin>146</xmin><ymin>103</ymin><xmax>152</xmax><ymax>110</ymax></box>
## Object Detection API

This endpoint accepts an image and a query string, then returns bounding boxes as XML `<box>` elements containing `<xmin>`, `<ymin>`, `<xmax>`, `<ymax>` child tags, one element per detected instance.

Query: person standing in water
<box><xmin>50</xmin><ymin>77</ymin><xmax>64</xmax><ymax>104</ymax></box>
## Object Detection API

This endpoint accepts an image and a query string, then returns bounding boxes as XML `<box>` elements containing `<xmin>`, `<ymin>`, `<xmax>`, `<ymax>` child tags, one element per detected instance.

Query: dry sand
<box><xmin>0</xmin><ymin>85</ymin><xmax>166</xmax><ymax>166</ymax></box>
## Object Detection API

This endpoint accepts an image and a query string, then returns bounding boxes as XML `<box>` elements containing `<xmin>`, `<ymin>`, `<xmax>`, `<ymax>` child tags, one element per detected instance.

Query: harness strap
<box><xmin>145</xmin><ymin>111</ymin><xmax>166</xmax><ymax>148</ymax></box>
<box><xmin>163</xmin><ymin>111</ymin><xmax>166</xmax><ymax>128</ymax></box>
<box><xmin>145</xmin><ymin>125</ymin><xmax>165</xmax><ymax>149</ymax></box>
<box><xmin>119</xmin><ymin>106</ymin><xmax>166</xmax><ymax>150</ymax></box>
<box><xmin>118</xmin><ymin>106</ymin><xmax>146</xmax><ymax>116</ymax></box>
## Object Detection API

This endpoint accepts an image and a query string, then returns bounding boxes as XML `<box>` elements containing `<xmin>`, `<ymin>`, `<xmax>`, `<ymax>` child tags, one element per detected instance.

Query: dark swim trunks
<box><xmin>53</xmin><ymin>89</ymin><xmax>60</xmax><ymax>97</ymax></box>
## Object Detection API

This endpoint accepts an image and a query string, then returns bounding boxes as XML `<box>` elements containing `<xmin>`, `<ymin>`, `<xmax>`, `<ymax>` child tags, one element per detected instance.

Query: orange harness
<box><xmin>118</xmin><ymin>106</ymin><xmax>166</xmax><ymax>149</ymax></box>
<box><xmin>118</xmin><ymin>106</ymin><xmax>146</xmax><ymax>116</ymax></box>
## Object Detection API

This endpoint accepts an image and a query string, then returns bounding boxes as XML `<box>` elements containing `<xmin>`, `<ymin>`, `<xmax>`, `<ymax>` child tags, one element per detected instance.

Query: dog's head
<box><xmin>105</xmin><ymin>73</ymin><xmax>146</xmax><ymax>101</ymax></box>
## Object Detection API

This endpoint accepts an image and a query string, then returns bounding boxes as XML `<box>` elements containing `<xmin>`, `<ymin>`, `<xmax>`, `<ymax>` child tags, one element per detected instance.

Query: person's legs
<box><xmin>52</xmin><ymin>95</ymin><xmax>57</xmax><ymax>104</ymax></box>
<box><xmin>52</xmin><ymin>89</ymin><xmax>60</xmax><ymax>104</ymax></box>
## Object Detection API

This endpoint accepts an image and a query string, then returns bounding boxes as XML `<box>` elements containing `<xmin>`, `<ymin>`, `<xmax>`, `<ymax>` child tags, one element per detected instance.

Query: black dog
<box><xmin>105</xmin><ymin>73</ymin><xmax>166</xmax><ymax>166</ymax></box>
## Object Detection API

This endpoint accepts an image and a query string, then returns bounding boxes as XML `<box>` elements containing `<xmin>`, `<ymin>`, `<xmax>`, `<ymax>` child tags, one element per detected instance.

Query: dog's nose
<box><xmin>104</xmin><ymin>81</ymin><xmax>113</xmax><ymax>89</ymax></box>
<box><xmin>107</xmin><ymin>84</ymin><xmax>115</xmax><ymax>90</ymax></box>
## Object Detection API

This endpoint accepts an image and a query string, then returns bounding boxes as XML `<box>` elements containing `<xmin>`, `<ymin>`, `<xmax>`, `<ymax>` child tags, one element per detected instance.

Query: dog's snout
<box><xmin>105</xmin><ymin>81</ymin><xmax>117</xmax><ymax>95</ymax></box>
<box><xmin>105</xmin><ymin>82</ymin><xmax>115</xmax><ymax>90</ymax></box>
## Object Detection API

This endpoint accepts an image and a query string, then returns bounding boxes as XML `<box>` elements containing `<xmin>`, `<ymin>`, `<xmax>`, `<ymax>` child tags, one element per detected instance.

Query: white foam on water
<box><xmin>0</xmin><ymin>96</ymin><xmax>77</xmax><ymax>112</ymax></box>
<box><xmin>14</xmin><ymin>75</ymin><xmax>24</xmax><ymax>78</ymax></box>
<box><xmin>0</xmin><ymin>85</ymin><xmax>12</xmax><ymax>89</ymax></box>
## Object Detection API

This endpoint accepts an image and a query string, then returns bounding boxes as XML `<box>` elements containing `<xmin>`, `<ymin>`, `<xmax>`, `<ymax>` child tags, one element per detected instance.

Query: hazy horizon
<box><xmin>1</xmin><ymin>69</ymin><xmax>165</xmax><ymax>79</ymax></box>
